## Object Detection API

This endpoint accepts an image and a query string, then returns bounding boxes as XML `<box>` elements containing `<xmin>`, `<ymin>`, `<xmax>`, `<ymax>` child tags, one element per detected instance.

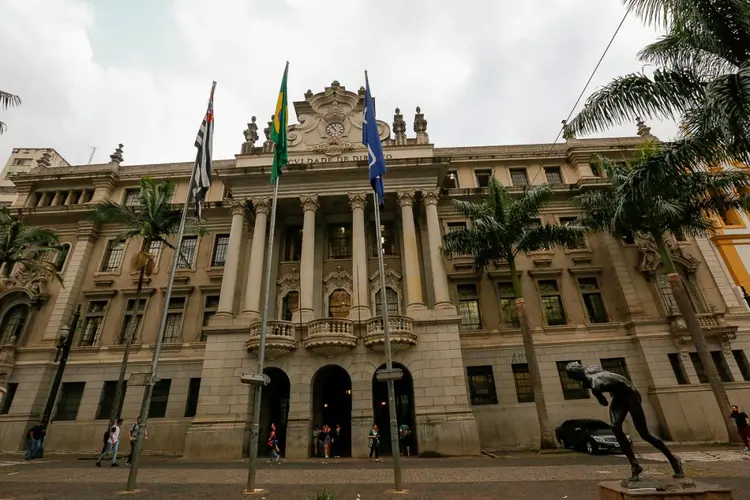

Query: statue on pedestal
<box><xmin>566</xmin><ymin>362</ymin><xmax>684</xmax><ymax>482</ymax></box>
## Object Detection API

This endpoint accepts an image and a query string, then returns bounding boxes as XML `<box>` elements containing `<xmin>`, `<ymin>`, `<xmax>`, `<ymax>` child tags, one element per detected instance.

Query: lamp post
<box><xmin>42</xmin><ymin>305</ymin><xmax>81</xmax><ymax>424</ymax></box>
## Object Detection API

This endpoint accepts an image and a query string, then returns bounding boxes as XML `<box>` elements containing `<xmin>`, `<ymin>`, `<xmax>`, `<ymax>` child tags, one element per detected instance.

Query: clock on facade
<box><xmin>325</xmin><ymin>122</ymin><xmax>345</xmax><ymax>137</ymax></box>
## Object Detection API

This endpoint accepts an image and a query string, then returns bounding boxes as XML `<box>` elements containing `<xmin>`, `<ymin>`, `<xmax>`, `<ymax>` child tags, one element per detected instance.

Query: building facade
<box><xmin>1</xmin><ymin>82</ymin><xmax>750</xmax><ymax>459</ymax></box>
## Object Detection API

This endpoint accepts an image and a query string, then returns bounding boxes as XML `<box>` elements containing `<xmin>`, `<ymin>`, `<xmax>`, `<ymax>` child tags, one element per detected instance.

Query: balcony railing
<box><xmin>364</xmin><ymin>315</ymin><xmax>417</xmax><ymax>352</ymax></box>
<box><xmin>668</xmin><ymin>311</ymin><xmax>736</xmax><ymax>338</ymax></box>
<box><xmin>246</xmin><ymin>320</ymin><xmax>298</xmax><ymax>360</ymax></box>
<box><xmin>304</xmin><ymin>317</ymin><xmax>357</xmax><ymax>356</ymax></box>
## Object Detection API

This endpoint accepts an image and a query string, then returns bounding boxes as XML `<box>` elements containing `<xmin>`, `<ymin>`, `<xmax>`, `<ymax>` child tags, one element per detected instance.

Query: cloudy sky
<box><xmin>0</xmin><ymin>0</ymin><xmax>675</xmax><ymax>167</ymax></box>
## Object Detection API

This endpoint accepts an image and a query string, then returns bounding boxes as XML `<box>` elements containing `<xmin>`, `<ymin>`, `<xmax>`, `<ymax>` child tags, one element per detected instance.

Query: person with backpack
<box><xmin>126</xmin><ymin>416</ymin><xmax>148</xmax><ymax>466</ymax></box>
<box><xmin>266</xmin><ymin>423</ymin><xmax>281</xmax><ymax>463</ymax></box>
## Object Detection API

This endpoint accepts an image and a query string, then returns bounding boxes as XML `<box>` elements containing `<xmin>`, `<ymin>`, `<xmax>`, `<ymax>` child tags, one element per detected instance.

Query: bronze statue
<box><xmin>566</xmin><ymin>362</ymin><xmax>683</xmax><ymax>481</ymax></box>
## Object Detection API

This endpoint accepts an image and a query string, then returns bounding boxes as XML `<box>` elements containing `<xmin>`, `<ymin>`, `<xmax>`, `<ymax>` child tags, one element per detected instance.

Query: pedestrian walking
<box><xmin>24</xmin><ymin>420</ymin><xmax>46</xmax><ymax>462</ymax></box>
<box><xmin>266</xmin><ymin>423</ymin><xmax>281</xmax><ymax>463</ymax></box>
<box><xmin>368</xmin><ymin>424</ymin><xmax>380</xmax><ymax>462</ymax></box>
<box><xmin>317</xmin><ymin>425</ymin><xmax>326</xmax><ymax>458</ymax></box>
<box><xmin>333</xmin><ymin>424</ymin><xmax>342</xmax><ymax>458</ymax></box>
<box><xmin>126</xmin><ymin>416</ymin><xmax>148</xmax><ymax>465</ymax></box>
<box><xmin>312</xmin><ymin>425</ymin><xmax>320</xmax><ymax>457</ymax></box>
<box><xmin>323</xmin><ymin>425</ymin><xmax>332</xmax><ymax>459</ymax></box>
<box><xmin>96</xmin><ymin>418</ymin><xmax>122</xmax><ymax>467</ymax></box>
<box><xmin>399</xmin><ymin>424</ymin><xmax>413</xmax><ymax>457</ymax></box>
<box><xmin>730</xmin><ymin>405</ymin><xmax>750</xmax><ymax>450</ymax></box>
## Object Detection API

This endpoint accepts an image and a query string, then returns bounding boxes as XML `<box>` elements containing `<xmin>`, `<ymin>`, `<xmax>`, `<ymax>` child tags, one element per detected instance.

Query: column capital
<box><xmin>422</xmin><ymin>188</ymin><xmax>441</xmax><ymax>207</ymax></box>
<box><xmin>250</xmin><ymin>197</ymin><xmax>272</xmax><ymax>215</ymax></box>
<box><xmin>300</xmin><ymin>194</ymin><xmax>320</xmax><ymax>213</ymax></box>
<box><xmin>226</xmin><ymin>198</ymin><xmax>248</xmax><ymax>217</ymax></box>
<box><xmin>397</xmin><ymin>190</ymin><xmax>416</xmax><ymax>207</ymax></box>
<box><xmin>76</xmin><ymin>221</ymin><xmax>99</xmax><ymax>241</ymax></box>
<box><xmin>348</xmin><ymin>192</ymin><xmax>368</xmax><ymax>211</ymax></box>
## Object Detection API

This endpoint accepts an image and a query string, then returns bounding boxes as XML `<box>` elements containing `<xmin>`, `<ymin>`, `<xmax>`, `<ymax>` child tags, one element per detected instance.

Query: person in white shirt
<box><xmin>96</xmin><ymin>418</ymin><xmax>123</xmax><ymax>467</ymax></box>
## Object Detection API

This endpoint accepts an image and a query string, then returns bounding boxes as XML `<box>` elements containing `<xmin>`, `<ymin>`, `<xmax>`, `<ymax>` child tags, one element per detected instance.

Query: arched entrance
<box><xmin>259</xmin><ymin>367</ymin><xmax>291</xmax><ymax>456</ymax></box>
<box><xmin>311</xmin><ymin>365</ymin><xmax>352</xmax><ymax>457</ymax></box>
<box><xmin>372</xmin><ymin>363</ymin><xmax>417</xmax><ymax>456</ymax></box>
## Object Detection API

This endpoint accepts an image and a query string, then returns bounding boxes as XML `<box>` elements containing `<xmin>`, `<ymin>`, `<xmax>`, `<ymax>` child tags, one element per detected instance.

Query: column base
<box><xmin>406</xmin><ymin>303</ymin><xmax>428</xmax><ymax>315</ymax></box>
<box><xmin>434</xmin><ymin>302</ymin><xmax>457</xmax><ymax>314</ymax></box>
<box><xmin>292</xmin><ymin>309</ymin><xmax>315</xmax><ymax>324</ymax></box>
<box><xmin>183</xmin><ymin>418</ymin><xmax>248</xmax><ymax>460</ymax></box>
<box><xmin>349</xmin><ymin>306</ymin><xmax>371</xmax><ymax>322</ymax></box>
<box><xmin>237</xmin><ymin>311</ymin><xmax>261</xmax><ymax>324</ymax></box>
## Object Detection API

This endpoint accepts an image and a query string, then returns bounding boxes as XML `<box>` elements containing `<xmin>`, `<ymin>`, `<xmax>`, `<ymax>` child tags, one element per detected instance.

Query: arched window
<box><xmin>375</xmin><ymin>287</ymin><xmax>399</xmax><ymax>317</ymax></box>
<box><xmin>328</xmin><ymin>289</ymin><xmax>351</xmax><ymax>318</ymax></box>
<box><xmin>282</xmin><ymin>291</ymin><xmax>299</xmax><ymax>321</ymax></box>
<box><xmin>0</xmin><ymin>304</ymin><xmax>29</xmax><ymax>344</ymax></box>
<box><xmin>656</xmin><ymin>270</ymin><xmax>700</xmax><ymax>316</ymax></box>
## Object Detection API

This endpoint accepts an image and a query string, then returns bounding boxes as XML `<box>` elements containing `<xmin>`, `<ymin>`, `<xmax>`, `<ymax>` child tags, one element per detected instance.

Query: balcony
<box><xmin>668</xmin><ymin>311</ymin><xmax>738</xmax><ymax>342</ymax></box>
<box><xmin>364</xmin><ymin>316</ymin><xmax>417</xmax><ymax>353</ymax></box>
<box><xmin>303</xmin><ymin>318</ymin><xmax>357</xmax><ymax>357</ymax></box>
<box><xmin>246</xmin><ymin>321</ymin><xmax>298</xmax><ymax>360</ymax></box>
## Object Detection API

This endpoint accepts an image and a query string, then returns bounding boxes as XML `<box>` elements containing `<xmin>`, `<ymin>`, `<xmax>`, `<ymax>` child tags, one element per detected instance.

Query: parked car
<box><xmin>554</xmin><ymin>419</ymin><xmax>630</xmax><ymax>454</ymax></box>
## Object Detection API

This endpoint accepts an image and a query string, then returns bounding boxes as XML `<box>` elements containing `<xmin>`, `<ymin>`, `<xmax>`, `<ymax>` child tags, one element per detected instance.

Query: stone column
<box><xmin>422</xmin><ymin>188</ymin><xmax>454</xmax><ymax>310</ymax></box>
<box><xmin>295</xmin><ymin>195</ymin><xmax>319</xmax><ymax>323</ymax></box>
<box><xmin>241</xmin><ymin>197</ymin><xmax>271</xmax><ymax>319</ymax></box>
<box><xmin>396</xmin><ymin>190</ymin><xmax>425</xmax><ymax>313</ymax></box>
<box><xmin>43</xmin><ymin>222</ymin><xmax>98</xmax><ymax>342</ymax></box>
<box><xmin>349</xmin><ymin>192</ymin><xmax>370</xmax><ymax>321</ymax></box>
<box><xmin>216</xmin><ymin>199</ymin><xmax>247</xmax><ymax>317</ymax></box>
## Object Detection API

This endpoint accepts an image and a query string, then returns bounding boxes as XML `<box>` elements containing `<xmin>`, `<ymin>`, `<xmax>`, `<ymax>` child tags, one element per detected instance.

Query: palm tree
<box><xmin>574</xmin><ymin>142</ymin><xmax>750</xmax><ymax>444</ymax></box>
<box><xmin>0</xmin><ymin>91</ymin><xmax>22</xmax><ymax>135</ymax></box>
<box><xmin>565</xmin><ymin>0</ymin><xmax>750</xmax><ymax>168</ymax></box>
<box><xmin>90</xmin><ymin>177</ymin><xmax>202</xmax><ymax>428</ymax></box>
<box><xmin>441</xmin><ymin>177</ymin><xmax>586</xmax><ymax>449</ymax></box>
<box><xmin>0</xmin><ymin>205</ymin><xmax>63</xmax><ymax>286</ymax></box>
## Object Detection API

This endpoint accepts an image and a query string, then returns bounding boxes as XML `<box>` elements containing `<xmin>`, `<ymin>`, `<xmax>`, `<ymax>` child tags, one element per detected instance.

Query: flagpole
<box><xmin>246</xmin><ymin>175</ymin><xmax>280</xmax><ymax>493</ymax></box>
<box><xmin>125</xmin><ymin>81</ymin><xmax>216</xmax><ymax>492</ymax></box>
<box><xmin>372</xmin><ymin>189</ymin><xmax>403</xmax><ymax>491</ymax></box>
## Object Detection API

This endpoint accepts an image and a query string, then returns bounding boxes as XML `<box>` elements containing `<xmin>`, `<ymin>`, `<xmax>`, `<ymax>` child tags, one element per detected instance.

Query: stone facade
<box><xmin>1</xmin><ymin>82</ymin><xmax>750</xmax><ymax>459</ymax></box>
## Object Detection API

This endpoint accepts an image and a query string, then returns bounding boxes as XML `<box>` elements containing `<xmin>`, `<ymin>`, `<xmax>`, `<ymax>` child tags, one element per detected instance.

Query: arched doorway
<box><xmin>259</xmin><ymin>367</ymin><xmax>291</xmax><ymax>456</ymax></box>
<box><xmin>311</xmin><ymin>365</ymin><xmax>352</xmax><ymax>457</ymax></box>
<box><xmin>372</xmin><ymin>363</ymin><xmax>417</xmax><ymax>456</ymax></box>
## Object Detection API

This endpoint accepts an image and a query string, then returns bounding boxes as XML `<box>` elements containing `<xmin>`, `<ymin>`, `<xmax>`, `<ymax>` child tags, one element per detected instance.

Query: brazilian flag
<box><xmin>270</xmin><ymin>62</ymin><xmax>289</xmax><ymax>184</ymax></box>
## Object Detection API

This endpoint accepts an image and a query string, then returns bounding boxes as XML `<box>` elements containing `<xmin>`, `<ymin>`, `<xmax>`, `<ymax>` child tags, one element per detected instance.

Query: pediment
<box><xmin>289</xmin><ymin>81</ymin><xmax>391</xmax><ymax>156</ymax></box>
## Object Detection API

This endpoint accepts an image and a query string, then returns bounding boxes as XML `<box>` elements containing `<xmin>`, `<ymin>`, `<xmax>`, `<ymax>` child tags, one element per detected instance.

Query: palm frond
<box><xmin>0</xmin><ymin>91</ymin><xmax>21</xmax><ymax>110</ymax></box>
<box><xmin>566</xmin><ymin>69</ymin><xmax>705</xmax><ymax>136</ymax></box>
<box><xmin>516</xmin><ymin>223</ymin><xmax>587</xmax><ymax>254</ymax></box>
<box><xmin>638</xmin><ymin>29</ymin><xmax>738</xmax><ymax>78</ymax></box>
<box><xmin>507</xmin><ymin>184</ymin><xmax>554</xmax><ymax>231</ymax></box>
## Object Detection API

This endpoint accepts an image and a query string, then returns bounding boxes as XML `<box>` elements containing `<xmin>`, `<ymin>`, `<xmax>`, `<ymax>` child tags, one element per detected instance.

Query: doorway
<box><xmin>371</xmin><ymin>362</ymin><xmax>417</xmax><ymax>456</ymax></box>
<box><xmin>311</xmin><ymin>365</ymin><xmax>352</xmax><ymax>457</ymax></box>
<box><xmin>259</xmin><ymin>367</ymin><xmax>291</xmax><ymax>456</ymax></box>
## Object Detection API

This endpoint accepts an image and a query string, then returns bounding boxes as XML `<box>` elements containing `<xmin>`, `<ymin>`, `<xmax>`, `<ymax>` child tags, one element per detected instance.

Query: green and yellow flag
<box><xmin>270</xmin><ymin>62</ymin><xmax>289</xmax><ymax>184</ymax></box>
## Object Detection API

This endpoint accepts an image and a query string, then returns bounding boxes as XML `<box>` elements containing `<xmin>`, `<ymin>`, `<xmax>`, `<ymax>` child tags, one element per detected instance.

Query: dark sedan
<box><xmin>554</xmin><ymin>419</ymin><xmax>629</xmax><ymax>454</ymax></box>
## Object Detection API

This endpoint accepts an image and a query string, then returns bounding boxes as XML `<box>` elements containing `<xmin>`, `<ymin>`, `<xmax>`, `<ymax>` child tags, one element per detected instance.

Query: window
<box><xmin>578</xmin><ymin>277</ymin><xmax>608</xmax><ymax>323</ymax></box>
<box><xmin>601</xmin><ymin>358</ymin><xmax>630</xmax><ymax>380</ymax></box>
<box><xmin>375</xmin><ymin>287</ymin><xmax>399</xmax><ymax>317</ymax></box>
<box><xmin>96</xmin><ymin>381</ymin><xmax>127</xmax><ymax>420</ymax></box>
<box><xmin>544</xmin><ymin>166</ymin><xmax>563</xmax><ymax>184</ymax></box>
<box><xmin>177</xmin><ymin>236</ymin><xmax>198</xmax><ymax>269</ymax></box>
<box><xmin>184</xmin><ymin>378</ymin><xmax>201</xmax><ymax>418</ymax></box>
<box><xmin>148</xmin><ymin>379</ymin><xmax>171</xmax><ymax>418</ymax></box>
<box><xmin>512</xmin><ymin>363</ymin><xmax>534</xmax><ymax>403</ymax></box>
<box><xmin>668</xmin><ymin>353</ymin><xmax>690</xmax><ymax>385</ymax></box>
<box><xmin>622</xmin><ymin>232</ymin><xmax>635</xmax><ymax>245</ymax></box>
<box><xmin>163</xmin><ymin>297</ymin><xmax>186</xmax><ymax>344</ymax></box>
<box><xmin>0</xmin><ymin>383</ymin><xmax>18</xmax><ymax>414</ymax></box>
<box><xmin>210</xmin><ymin>234</ymin><xmax>230</xmax><ymax>267</ymax></box>
<box><xmin>539</xmin><ymin>280</ymin><xmax>566</xmax><ymax>326</ymax></box>
<box><xmin>509</xmin><ymin>168</ymin><xmax>529</xmax><ymax>186</ymax></box>
<box><xmin>283</xmin><ymin>226</ymin><xmax>303</xmax><ymax>261</ymax></box>
<box><xmin>80</xmin><ymin>300</ymin><xmax>107</xmax><ymax>346</ymax></box>
<box><xmin>282</xmin><ymin>291</ymin><xmax>299</xmax><ymax>322</ymax></box>
<box><xmin>590</xmin><ymin>163</ymin><xmax>602</xmax><ymax>177</ymax></box>
<box><xmin>12</xmin><ymin>158</ymin><xmax>31</xmax><ymax>166</ymax></box>
<box><xmin>372</xmin><ymin>222</ymin><xmax>397</xmax><ymax>257</ymax></box>
<box><xmin>674</xmin><ymin>229</ymin><xmax>687</xmax><ymax>242</ymax></box>
<box><xmin>123</xmin><ymin>189</ymin><xmax>140</xmax><ymax>207</ymax></box>
<box><xmin>119</xmin><ymin>298</ymin><xmax>147</xmax><ymax>344</ymax></box>
<box><xmin>656</xmin><ymin>272</ymin><xmax>699</xmax><ymax>315</ymax></box>
<box><xmin>497</xmin><ymin>282</ymin><xmax>519</xmax><ymax>328</ymax></box>
<box><xmin>732</xmin><ymin>350</ymin><xmax>750</xmax><ymax>381</ymax></box>
<box><xmin>54</xmin><ymin>243</ymin><xmax>71</xmax><ymax>272</ymax></box>
<box><xmin>446</xmin><ymin>222</ymin><xmax>469</xmax><ymax>258</ymax></box>
<box><xmin>466</xmin><ymin>366</ymin><xmax>498</xmax><ymax>405</ymax></box>
<box><xmin>148</xmin><ymin>240</ymin><xmax>162</xmax><ymax>261</ymax></box>
<box><xmin>328</xmin><ymin>289</ymin><xmax>351</xmax><ymax>318</ymax></box>
<box><xmin>711</xmin><ymin>351</ymin><xmax>734</xmax><ymax>382</ymax></box>
<box><xmin>560</xmin><ymin>217</ymin><xmax>586</xmax><ymax>249</ymax></box>
<box><xmin>474</xmin><ymin>170</ymin><xmax>492</xmax><ymax>188</ymax></box>
<box><xmin>101</xmin><ymin>240</ymin><xmax>125</xmax><ymax>272</ymax></box>
<box><xmin>557</xmin><ymin>360</ymin><xmax>589</xmax><ymax>400</ymax></box>
<box><xmin>42</xmin><ymin>192</ymin><xmax>54</xmax><ymax>206</ymax></box>
<box><xmin>689</xmin><ymin>352</ymin><xmax>709</xmax><ymax>383</ymax></box>
<box><xmin>328</xmin><ymin>224</ymin><xmax>352</xmax><ymax>259</ymax></box>
<box><xmin>443</xmin><ymin>170</ymin><xmax>459</xmax><ymax>189</ymax></box>
<box><xmin>55</xmin><ymin>382</ymin><xmax>85</xmax><ymax>421</ymax></box>
<box><xmin>82</xmin><ymin>189</ymin><xmax>94</xmax><ymax>203</ymax></box>
<box><xmin>70</xmin><ymin>190</ymin><xmax>82</xmax><ymax>205</ymax></box>
<box><xmin>201</xmin><ymin>295</ymin><xmax>220</xmax><ymax>341</ymax></box>
<box><xmin>0</xmin><ymin>304</ymin><xmax>29</xmax><ymax>344</ymax></box>
<box><xmin>457</xmin><ymin>284</ymin><xmax>482</xmax><ymax>331</ymax></box>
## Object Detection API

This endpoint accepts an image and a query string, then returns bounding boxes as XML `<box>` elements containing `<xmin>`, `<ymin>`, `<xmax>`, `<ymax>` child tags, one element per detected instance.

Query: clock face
<box><xmin>325</xmin><ymin>122</ymin><xmax>345</xmax><ymax>137</ymax></box>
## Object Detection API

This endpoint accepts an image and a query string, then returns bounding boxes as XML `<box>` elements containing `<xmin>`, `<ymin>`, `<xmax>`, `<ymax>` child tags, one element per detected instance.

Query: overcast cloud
<box><xmin>0</xmin><ymin>0</ymin><xmax>674</xmax><ymax>167</ymax></box>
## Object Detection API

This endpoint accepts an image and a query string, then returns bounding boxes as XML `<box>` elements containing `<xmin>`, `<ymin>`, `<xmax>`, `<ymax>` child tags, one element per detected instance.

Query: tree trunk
<box><xmin>654</xmin><ymin>233</ymin><xmax>740</xmax><ymax>444</ymax></box>
<box><xmin>109</xmin><ymin>240</ymin><xmax>148</xmax><ymax>429</ymax></box>
<box><xmin>510</xmin><ymin>258</ymin><xmax>556</xmax><ymax>449</ymax></box>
